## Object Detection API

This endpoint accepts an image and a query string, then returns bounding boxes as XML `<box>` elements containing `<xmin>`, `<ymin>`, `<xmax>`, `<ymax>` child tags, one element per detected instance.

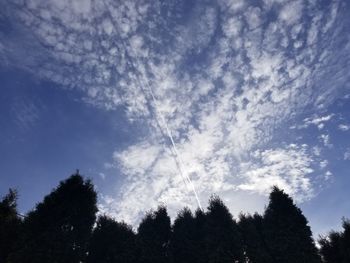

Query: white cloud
<box><xmin>295</xmin><ymin>114</ymin><xmax>335</xmax><ymax>130</ymax></box>
<box><xmin>324</xmin><ymin>170</ymin><xmax>332</xmax><ymax>180</ymax></box>
<box><xmin>319</xmin><ymin>134</ymin><xmax>332</xmax><ymax>148</ymax></box>
<box><xmin>344</xmin><ymin>149</ymin><xmax>350</xmax><ymax>160</ymax></box>
<box><xmin>238</xmin><ymin>144</ymin><xmax>315</xmax><ymax>202</ymax></box>
<box><xmin>99</xmin><ymin>173</ymin><xmax>106</xmax><ymax>180</ymax></box>
<box><xmin>320</xmin><ymin>160</ymin><xmax>328</xmax><ymax>169</ymax></box>
<box><xmin>279</xmin><ymin>0</ymin><xmax>303</xmax><ymax>25</ymax></box>
<box><xmin>338</xmin><ymin>124</ymin><xmax>350</xmax><ymax>131</ymax></box>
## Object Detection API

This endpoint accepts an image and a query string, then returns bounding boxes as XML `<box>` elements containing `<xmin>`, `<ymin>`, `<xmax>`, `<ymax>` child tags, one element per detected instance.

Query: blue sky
<box><xmin>1</xmin><ymin>0</ymin><xmax>350</xmax><ymax>236</ymax></box>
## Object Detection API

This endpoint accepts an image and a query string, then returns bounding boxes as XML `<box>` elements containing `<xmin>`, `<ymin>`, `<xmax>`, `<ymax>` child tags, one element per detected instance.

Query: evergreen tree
<box><xmin>0</xmin><ymin>189</ymin><xmax>21</xmax><ymax>262</ymax></box>
<box><xmin>342</xmin><ymin>220</ymin><xmax>350</xmax><ymax>262</ymax></box>
<box><xmin>87</xmin><ymin>215</ymin><xmax>137</xmax><ymax>263</ymax></box>
<box><xmin>319</xmin><ymin>219</ymin><xmax>350</xmax><ymax>263</ymax></box>
<box><xmin>11</xmin><ymin>173</ymin><xmax>97</xmax><ymax>263</ymax></box>
<box><xmin>263</xmin><ymin>186</ymin><xmax>321</xmax><ymax>263</ymax></box>
<box><xmin>137</xmin><ymin>206</ymin><xmax>171</xmax><ymax>263</ymax></box>
<box><xmin>238</xmin><ymin>213</ymin><xmax>273</xmax><ymax>263</ymax></box>
<box><xmin>204</xmin><ymin>195</ymin><xmax>244</xmax><ymax>263</ymax></box>
<box><xmin>170</xmin><ymin>208</ymin><xmax>197</xmax><ymax>263</ymax></box>
<box><xmin>193</xmin><ymin>209</ymin><xmax>207</xmax><ymax>263</ymax></box>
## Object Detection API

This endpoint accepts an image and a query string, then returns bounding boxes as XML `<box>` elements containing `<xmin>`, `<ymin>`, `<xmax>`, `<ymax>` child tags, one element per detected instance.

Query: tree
<box><xmin>192</xmin><ymin>209</ymin><xmax>208</xmax><ymax>263</ymax></box>
<box><xmin>87</xmin><ymin>215</ymin><xmax>137</xmax><ymax>263</ymax></box>
<box><xmin>263</xmin><ymin>186</ymin><xmax>321</xmax><ymax>263</ymax></box>
<box><xmin>170</xmin><ymin>208</ymin><xmax>197</xmax><ymax>263</ymax></box>
<box><xmin>11</xmin><ymin>173</ymin><xmax>97</xmax><ymax>263</ymax></box>
<box><xmin>319</xmin><ymin>219</ymin><xmax>350</xmax><ymax>263</ymax></box>
<box><xmin>238</xmin><ymin>213</ymin><xmax>273</xmax><ymax>263</ymax></box>
<box><xmin>204</xmin><ymin>196</ymin><xmax>244</xmax><ymax>263</ymax></box>
<box><xmin>137</xmin><ymin>206</ymin><xmax>171</xmax><ymax>263</ymax></box>
<box><xmin>0</xmin><ymin>189</ymin><xmax>21</xmax><ymax>262</ymax></box>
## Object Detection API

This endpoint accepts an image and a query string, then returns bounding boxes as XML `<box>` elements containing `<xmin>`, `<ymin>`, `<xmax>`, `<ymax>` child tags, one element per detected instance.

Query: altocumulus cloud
<box><xmin>2</xmin><ymin>0</ymin><xmax>350</xmax><ymax>224</ymax></box>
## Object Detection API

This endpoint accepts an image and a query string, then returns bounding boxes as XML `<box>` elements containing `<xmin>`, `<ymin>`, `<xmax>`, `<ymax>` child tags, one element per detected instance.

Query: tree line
<box><xmin>0</xmin><ymin>172</ymin><xmax>349</xmax><ymax>263</ymax></box>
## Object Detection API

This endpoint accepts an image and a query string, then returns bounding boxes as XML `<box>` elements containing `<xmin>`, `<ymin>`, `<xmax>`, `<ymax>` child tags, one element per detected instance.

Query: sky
<box><xmin>1</xmin><ymin>0</ymin><xmax>350</xmax><ymax>237</ymax></box>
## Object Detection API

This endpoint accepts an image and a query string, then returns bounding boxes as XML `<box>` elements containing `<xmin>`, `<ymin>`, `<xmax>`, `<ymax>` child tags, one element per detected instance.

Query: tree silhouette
<box><xmin>239</xmin><ymin>213</ymin><xmax>273</xmax><ymax>263</ymax></box>
<box><xmin>170</xmin><ymin>207</ymin><xmax>197</xmax><ymax>263</ymax></box>
<box><xmin>0</xmin><ymin>189</ymin><xmax>21</xmax><ymax>262</ymax></box>
<box><xmin>263</xmin><ymin>186</ymin><xmax>321</xmax><ymax>263</ymax></box>
<box><xmin>87</xmin><ymin>215</ymin><xmax>137</xmax><ymax>263</ymax></box>
<box><xmin>204</xmin><ymin>195</ymin><xmax>244</xmax><ymax>263</ymax></box>
<box><xmin>11</xmin><ymin>173</ymin><xmax>97</xmax><ymax>263</ymax></box>
<box><xmin>3</xmin><ymin>174</ymin><xmax>350</xmax><ymax>263</ymax></box>
<box><xmin>137</xmin><ymin>205</ymin><xmax>171</xmax><ymax>263</ymax></box>
<box><xmin>193</xmin><ymin>208</ymin><xmax>208</xmax><ymax>263</ymax></box>
<box><xmin>319</xmin><ymin>218</ymin><xmax>350</xmax><ymax>263</ymax></box>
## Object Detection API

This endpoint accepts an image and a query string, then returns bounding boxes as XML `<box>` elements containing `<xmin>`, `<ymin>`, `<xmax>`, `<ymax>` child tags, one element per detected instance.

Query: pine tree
<box><xmin>263</xmin><ymin>186</ymin><xmax>321</xmax><ymax>263</ymax></box>
<box><xmin>11</xmin><ymin>173</ymin><xmax>97</xmax><ymax>263</ymax></box>
<box><xmin>319</xmin><ymin>219</ymin><xmax>350</xmax><ymax>263</ymax></box>
<box><xmin>0</xmin><ymin>189</ymin><xmax>21</xmax><ymax>262</ymax></box>
<box><xmin>137</xmin><ymin>205</ymin><xmax>171</xmax><ymax>263</ymax></box>
<box><xmin>193</xmin><ymin>209</ymin><xmax>208</xmax><ymax>263</ymax></box>
<box><xmin>170</xmin><ymin>208</ymin><xmax>197</xmax><ymax>263</ymax></box>
<box><xmin>204</xmin><ymin>195</ymin><xmax>244</xmax><ymax>263</ymax></box>
<box><xmin>87</xmin><ymin>215</ymin><xmax>137</xmax><ymax>263</ymax></box>
<box><xmin>238</xmin><ymin>213</ymin><xmax>273</xmax><ymax>263</ymax></box>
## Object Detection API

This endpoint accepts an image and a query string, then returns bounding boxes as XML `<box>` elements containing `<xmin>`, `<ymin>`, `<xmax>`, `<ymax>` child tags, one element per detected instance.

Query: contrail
<box><xmin>128</xmin><ymin>60</ymin><xmax>203</xmax><ymax>210</ymax></box>
<box><xmin>107</xmin><ymin>9</ymin><xmax>203</xmax><ymax>210</ymax></box>
<box><xmin>147</xmin><ymin>84</ymin><xmax>203</xmax><ymax>210</ymax></box>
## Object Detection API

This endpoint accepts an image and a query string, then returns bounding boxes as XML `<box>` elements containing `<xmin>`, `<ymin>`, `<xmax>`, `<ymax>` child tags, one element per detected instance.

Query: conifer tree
<box><xmin>205</xmin><ymin>196</ymin><xmax>244</xmax><ymax>263</ymax></box>
<box><xmin>0</xmin><ymin>189</ymin><xmax>21</xmax><ymax>262</ymax></box>
<box><xmin>11</xmin><ymin>173</ymin><xmax>97</xmax><ymax>263</ymax></box>
<box><xmin>170</xmin><ymin>208</ymin><xmax>197</xmax><ymax>263</ymax></box>
<box><xmin>263</xmin><ymin>187</ymin><xmax>321</xmax><ymax>263</ymax></box>
<box><xmin>137</xmin><ymin>205</ymin><xmax>171</xmax><ymax>263</ymax></box>
<box><xmin>87</xmin><ymin>215</ymin><xmax>137</xmax><ymax>263</ymax></box>
<box><xmin>239</xmin><ymin>213</ymin><xmax>273</xmax><ymax>263</ymax></box>
<box><xmin>319</xmin><ymin>219</ymin><xmax>350</xmax><ymax>263</ymax></box>
<box><xmin>193</xmin><ymin>209</ymin><xmax>208</xmax><ymax>263</ymax></box>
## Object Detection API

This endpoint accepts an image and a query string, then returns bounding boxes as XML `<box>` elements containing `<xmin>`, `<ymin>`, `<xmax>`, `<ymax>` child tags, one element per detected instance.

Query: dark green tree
<box><xmin>204</xmin><ymin>196</ymin><xmax>244</xmax><ymax>263</ymax></box>
<box><xmin>263</xmin><ymin>186</ymin><xmax>321</xmax><ymax>263</ymax></box>
<box><xmin>238</xmin><ymin>213</ymin><xmax>273</xmax><ymax>263</ymax></box>
<box><xmin>11</xmin><ymin>173</ymin><xmax>97</xmax><ymax>263</ymax></box>
<box><xmin>319</xmin><ymin>219</ymin><xmax>350</xmax><ymax>263</ymax></box>
<box><xmin>137</xmin><ymin>206</ymin><xmax>171</xmax><ymax>263</ymax></box>
<box><xmin>0</xmin><ymin>189</ymin><xmax>22</xmax><ymax>262</ymax></box>
<box><xmin>87</xmin><ymin>215</ymin><xmax>137</xmax><ymax>263</ymax></box>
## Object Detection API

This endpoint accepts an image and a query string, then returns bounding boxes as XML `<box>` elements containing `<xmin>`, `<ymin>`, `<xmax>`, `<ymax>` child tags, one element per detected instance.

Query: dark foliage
<box><xmin>204</xmin><ymin>195</ymin><xmax>244</xmax><ymax>263</ymax></box>
<box><xmin>0</xmin><ymin>189</ymin><xmax>21</xmax><ymax>262</ymax></box>
<box><xmin>319</xmin><ymin>219</ymin><xmax>350</xmax><ymax>263</ymax></box>
<box><xmin>87</xmin><ymin>215</ymin><xmax>137</xmax><ymax>263</ymax></box>
<box><xmin>137</xmin><ymin>205</ymin><xmax>171</xmax><ymax>263</ymax></box>
<box><xmin>1</xmin><ymin>173</ymin><xmax>348</xmax><ymax>263</ymax></box>
<box><xmin>170</xmin><ymin>208</ymin><xmax>197</xmax><ymax>263</ymax></box>
<box><xmin>10</xmin><ymin>173</ymin><xmax>97</xmax><ymax>263</ymax></box>
<box><xmin>263</xmin><ymin>186</ymin><xmax>321</xmax><ymax>263</ymax></box>
<box><xmin>239</xmin><ymin>213</ymin><xmax>273</xmax><ymax>263</ymax></box>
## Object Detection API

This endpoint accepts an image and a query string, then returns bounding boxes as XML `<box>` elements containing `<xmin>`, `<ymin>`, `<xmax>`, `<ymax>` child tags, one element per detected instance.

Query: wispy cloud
<box><xmin>338</xmin><ymin>124</ymin><xmax>350</xmax><ymax>131</ymax></box>
<box><xmin>238</xmin><ymin>144</ymin><xmax>315</xmax><ymax>202</ymax></box>
<box><xmin>291</xmin><ymin>114</ymin><xmax>335</xmax><ymax>130</ymax></box>
<box><xmin>11</xmin><ymin>97</ymin><xmax>42</xmax><ymax>131</ymax></box>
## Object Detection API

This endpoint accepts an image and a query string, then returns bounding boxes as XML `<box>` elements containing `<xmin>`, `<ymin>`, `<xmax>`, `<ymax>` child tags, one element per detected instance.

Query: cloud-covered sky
<box><xmin>1</xmin><ymin>0</ymin><xmax>350</xmax><ymax>236</ymax></box>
